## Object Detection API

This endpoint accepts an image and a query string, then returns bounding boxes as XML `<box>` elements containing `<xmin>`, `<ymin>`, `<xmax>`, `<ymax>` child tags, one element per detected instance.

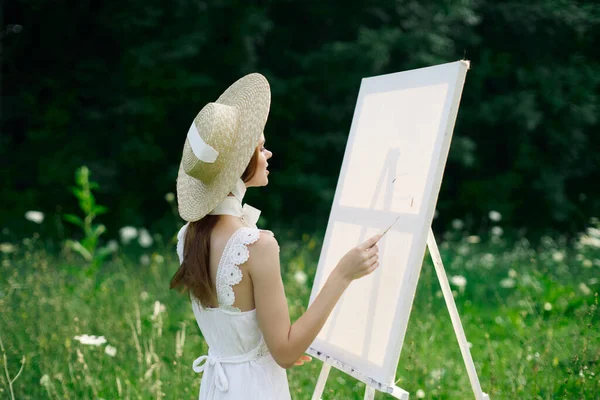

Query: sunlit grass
<box><xmin>0</xmin><ymin>223</ymin><xmax>598</xmax><ymax>399</ymax></box>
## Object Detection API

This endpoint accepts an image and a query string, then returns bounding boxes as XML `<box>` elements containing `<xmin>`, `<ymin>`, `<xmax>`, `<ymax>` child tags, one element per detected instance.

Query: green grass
<box><xmin>0</xmin><ymin>227</ymin><xmax>598</xmax><ymax>399</ymax></box>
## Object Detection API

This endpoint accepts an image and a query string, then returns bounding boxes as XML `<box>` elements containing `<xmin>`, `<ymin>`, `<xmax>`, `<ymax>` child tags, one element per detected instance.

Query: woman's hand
<box><xmin>293</xmin><ymin>355</ymin><xmax>313</xmax><ymax>366</ymax></box>
<box><xmin>333</xmin><ymin>234</ymin><xmax>382</xmax><ymax>284</ymax></box>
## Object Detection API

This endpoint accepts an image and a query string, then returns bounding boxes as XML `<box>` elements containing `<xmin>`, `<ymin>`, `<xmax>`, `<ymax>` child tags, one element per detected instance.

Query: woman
<box><xmin>170</xmin><ymin>73</ymin><xmax>381</xmax><ymax>399</ymax></box>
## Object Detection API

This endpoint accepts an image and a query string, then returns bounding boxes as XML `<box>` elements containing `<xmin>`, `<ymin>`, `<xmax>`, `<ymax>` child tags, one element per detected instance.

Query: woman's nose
<box><xmin>266</xmin><ymin>150</ymin><xmax>273</xmax><ymax>159</ymax></box>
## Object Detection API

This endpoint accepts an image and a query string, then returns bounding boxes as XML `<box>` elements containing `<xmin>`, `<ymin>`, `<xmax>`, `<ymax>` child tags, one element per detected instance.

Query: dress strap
<box><xmin>216</xmin><ymin>227</ymin><xmax>260</xmax><ymax>312</ymax></box>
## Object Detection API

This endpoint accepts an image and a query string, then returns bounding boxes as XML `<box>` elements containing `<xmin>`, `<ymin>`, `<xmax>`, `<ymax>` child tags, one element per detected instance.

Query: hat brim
<box><xmin>176</xmin><ymin>73</ymin><xmax>271</xmax><ymax>222</ymax></box>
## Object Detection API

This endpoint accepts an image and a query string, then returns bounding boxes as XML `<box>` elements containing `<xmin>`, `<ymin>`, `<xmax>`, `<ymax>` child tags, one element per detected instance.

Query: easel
<box><xmin>310</xmin><ymin>227</ymin><xmax>489</xmax><ymax>400</ymax></box>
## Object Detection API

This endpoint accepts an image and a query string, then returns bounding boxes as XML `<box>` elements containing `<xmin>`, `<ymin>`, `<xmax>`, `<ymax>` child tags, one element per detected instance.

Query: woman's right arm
<box><xmin>248</xmin><ymin>233</ymin><xmax>381</xmax><ymax>369</ymax></box>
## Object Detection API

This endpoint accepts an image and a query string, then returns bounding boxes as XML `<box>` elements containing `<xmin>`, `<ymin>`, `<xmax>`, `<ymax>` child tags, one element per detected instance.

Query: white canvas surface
<box><xmin>308</xmin><ymin>61</ymin><xmax>469</xmax><ymax>387</ymax></box>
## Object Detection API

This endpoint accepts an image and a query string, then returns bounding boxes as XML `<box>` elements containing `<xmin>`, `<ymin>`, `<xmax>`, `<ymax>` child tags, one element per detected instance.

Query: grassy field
<box><xmin>1</xmin><ymin>224</ymin><xmax>598</xmax><ymax>399</ymax></box>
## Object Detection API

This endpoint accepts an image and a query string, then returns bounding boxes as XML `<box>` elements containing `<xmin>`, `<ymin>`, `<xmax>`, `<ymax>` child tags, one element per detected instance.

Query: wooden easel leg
<box><xmin>311</xmin><ymin>363</ymin><xmax>332</xmax><ymax>400</ymax></box>
<box><xmin>364</xmin><ymin>386</ymin><xmax>376</xmax><ymax>400</ymax></box>
<box><xmin>427</xmin><ymin>228</ymin><xmax>490</xmax><ymax>400</ymax></box>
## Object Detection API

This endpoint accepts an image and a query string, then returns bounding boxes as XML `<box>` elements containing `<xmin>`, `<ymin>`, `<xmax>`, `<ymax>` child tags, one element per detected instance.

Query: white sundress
<box><xmin>177</xmin><ymin>224</ymin><xmax>292</xmax><ymax>400</ymax></box>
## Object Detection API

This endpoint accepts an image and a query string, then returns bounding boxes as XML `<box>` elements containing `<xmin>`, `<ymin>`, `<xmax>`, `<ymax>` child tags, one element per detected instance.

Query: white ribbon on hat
<box><xmin>187</xmin><ymin>122</ymin><xmax>219</xmax><ymax>163</ymax></box>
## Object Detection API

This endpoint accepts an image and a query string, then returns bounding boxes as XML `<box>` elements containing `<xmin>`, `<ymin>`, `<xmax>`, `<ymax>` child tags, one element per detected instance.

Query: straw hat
<box><xmin>176</xmin><ymin>73</ymin><xmax>271</xmax><ymax>222</ymax></box>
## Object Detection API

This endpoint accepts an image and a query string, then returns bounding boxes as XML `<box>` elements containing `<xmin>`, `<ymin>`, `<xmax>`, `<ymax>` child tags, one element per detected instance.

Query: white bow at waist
<box><xmin>192</xmin><ymin>344</ymin><xmax>263</xmax><ymax>394</ymax></box>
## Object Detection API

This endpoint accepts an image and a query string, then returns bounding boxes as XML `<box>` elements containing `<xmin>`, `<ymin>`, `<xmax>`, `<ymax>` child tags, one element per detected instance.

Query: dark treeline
<box><xmin>2</xmin><ymin>1</ymin><xmax>599</xmax><ymax>241</ymax></box>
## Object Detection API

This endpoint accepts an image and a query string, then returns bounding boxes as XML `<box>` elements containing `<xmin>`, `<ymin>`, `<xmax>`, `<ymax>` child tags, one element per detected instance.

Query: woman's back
<box><xmin>177</xmin><ymin>221</ymin><xmax>291</xmax><ymax>400</ymax></box>
<box><xmin>206</xmin><ymin>216</ymin><xmax>261</xmax><ymax>312</ymax></box>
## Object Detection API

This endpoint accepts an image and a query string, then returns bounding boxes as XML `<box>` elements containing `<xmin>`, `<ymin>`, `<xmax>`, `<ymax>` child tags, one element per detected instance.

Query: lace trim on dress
<box><xmin>216</xmin><ymin>227</ymin><xmax>260</xmax><ymax>313</ymax></box>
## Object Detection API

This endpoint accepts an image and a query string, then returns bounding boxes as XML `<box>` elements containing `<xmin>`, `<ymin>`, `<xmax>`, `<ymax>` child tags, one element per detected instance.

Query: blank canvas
<box><xmin>307</xmin><ymin>60</ymin><xmax>469</xmax><ymax>387</ymax></box>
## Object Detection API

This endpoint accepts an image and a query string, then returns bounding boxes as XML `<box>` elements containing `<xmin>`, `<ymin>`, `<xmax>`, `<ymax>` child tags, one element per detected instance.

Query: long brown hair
<box><xmin>170</xmin><ymin>146</ymin><xmax>261</xmax><ymax>307</ymax></box>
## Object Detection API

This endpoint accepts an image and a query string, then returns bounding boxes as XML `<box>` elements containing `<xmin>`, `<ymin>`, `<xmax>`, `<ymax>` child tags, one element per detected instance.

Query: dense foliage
<box><xmin>2</xmin><ymin>1</ymin><xmax>599</xmax><ymax>239</ymax></box>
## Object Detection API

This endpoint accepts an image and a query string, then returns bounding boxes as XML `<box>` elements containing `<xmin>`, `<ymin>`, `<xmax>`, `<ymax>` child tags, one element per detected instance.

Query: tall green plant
<box><xmin>63</xmin><ymin>166</ymin><xmax>113</xmax><ymax>267</ymax></box>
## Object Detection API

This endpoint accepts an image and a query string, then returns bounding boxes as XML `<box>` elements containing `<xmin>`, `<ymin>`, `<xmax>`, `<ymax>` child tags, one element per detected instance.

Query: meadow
<box><xmin>1</xmin><ymin>218</ymin><xmax>599</xmax><ymax>399</ymax></box>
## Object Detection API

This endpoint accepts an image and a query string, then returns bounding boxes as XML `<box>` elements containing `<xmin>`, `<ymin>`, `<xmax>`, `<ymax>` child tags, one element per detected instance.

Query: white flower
<box><xmin>582</xmin><ymin>259</ymin><xmax>593</xmax><ymax>268</ymax></box>
<box><xmin>164</xmin><ymin>192</ymin><xmax>175</xmax><ymax>203</ymax></box>
<box><xmin>152</xmin><ymin>301</ymin><xmax>167</xmax><ymax>320</ymax></box>
<box><xmin>482</xmin><ymin>253</ymin><xmax>495</xmax><ymax>268</ymax></box>
<box><xmin>508</xmin><ymin>269</ymin><xmax>517</xmax><ymax>278</ymax></box>
<box><xmin>119</xmin><ymin>226</ymin><xmax>138</xmax><ymax>244</ymax></box>
<box><xmin>40</xmin><ymin>374</ymin><xmax>50</xmax><ymax>386</ymax></box>
<box><xmin>294</xmin><ymin>271</ymin><xmax>308</xmax><ymax>285</ymax></box>
<box><xmin>467</xmin><ymin>235</ymin><xmax>480</xmax><ymax>244</ymax></box>
<box><xmin>488</xmin><ymin>210</ymin><xmax>502</xmax><ymax>222</ymax></box>
<box><xmin>450</xmin><ymin>275</ymin><xmax>467</xmax><ymax>288</ymax></box>
<box><xmin>106</xmin><ymin>240</ymin><xmax>119</xmax><ymax>253</ymax></box>
<box><xmin>431</xmin><ymin>368</ymin><xmax>444</xmax><ymax>380</ymax></box>
<box><xmin>0</xmin><ymin>243</ymin><xmax>15</xmax><ymax>254</ymax></box>
<box><xmin>579</xmin><ymin>283</ymin><xmax>592</xmax><ymax>296</ymax></box>
<box><xmin>73</xmin><ymin>334</ymin><xmax>107</xmax><ymax>346</ymax></box>
<box><xmin>491</xmin><ymin>226</ymin><xmax>503</xmax><ymax>237</ymax></box>
<box><xmin>552</xmin><ymin>251</ymin><xmax>564</xmax><ymax>262</ymax></box>
<box><xmin>25</xmin><ymin>211</ymin><xmax>44</xmax><ymax>224</ymax></box>
<box><xmin>416</xmin><ymin>389</ymin><xmax>425</xmax><ymax>398</ymax></box>
<box><xmin>140</xmin><ymin>254</ymin><xmax>150</xmax><ymax>266</ymax></box>
<box><xmin>138</xmin><ymin>228</ymin><xmax>153</xmax><ymax>248</ymax></box>
<box><xmin>544</xmin><ymin>302</ymin><xmax>552</xmax><ymax>311</ymax></box>
<box><xmin>500</xmin><ymin>278</ymin><xmax>516</xmax><ymax>288</ymax></box>
<box><xmin>579</xmin><ymin>235</ymin><xmax>600</xmax><ymax>249</ymax></box>
<box><xmin>140</xmin><ymin>291</ymin><xmax>149</xmax><ymax>301</ymax></box>
<box><xmin>105</xmin><ymin>345</ymin><xmax>117</xmax><ymax>357</ymax></box>
<box><xmin>451</xmin><ymin>219</ymin><xmax>464</xmax><ymax>230</ymax></box>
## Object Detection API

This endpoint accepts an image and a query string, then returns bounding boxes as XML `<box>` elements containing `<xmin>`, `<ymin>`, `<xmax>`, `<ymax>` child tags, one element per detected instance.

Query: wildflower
<box><xmin>467</xmin><ymin>235</ymin><xmax>480</xmax><ymax>244</ymax></box>
<box><xmin>165</xmin><ymin>192</ymin><xmax>175</xmax><ymax>203</ymax></box>
<box><xmin>579</xmin><ymin>283</ymin><xmax>592</xmax><ymax>296</ymax></box>
<box><xmin>153</xmin><ymin>254</ymin><xmax>164</xmax><ymax>264</ymax></box>
<box><xmin>140</xmin><ymin>254</ymin><xmax>150</xmax><ymax>266</ymax></box>
<box><xmin>579</xmin><ymin>235</ymin><xmax>600</xmax><ymax>249</ymax></box>
<box><xmin>552</xmin><ymin>251</ymin><xmax>564</xmax><ymax>262</ymax></box>
<box><xmin>0</xmin><ymin>243</ymin><xmax>15</xmax><ymax>254</ymax></box>
<box><xmin>491</xmin><ymin>226</ymin><xmax>503</xmax><ymax>237</ymax></box>
<box><xmin>544</xmin><ymin>302</ymin><xmax>552</xmax><ymax>311</ymax></box>
<box><xmin>500</xmin><ymin>278</ymin><xmax>516</xmax><ymax>288</ymax></box>
<box><xmin>73</xmin><ymin>334</ymin><xmax>107</xmax><ymax>346</ymax></box>
<box><xmin>119</xmin><ymin>226</ymin><xmax>138</xmax><ymax>244</ymax></box>
<box><xmin>138</xmin><ymin>228</ymin><xmax>153</xmax><ymax>248</ymax></box>
<box><xmin>582</xmin><ymin>259</ymin><xmax>592</xmax><ymax>268</ymax></box>
<box><xmin>105</xmin><ymin>345</ymin><xmax>117</xmax><ymax>357</ymax></box>
<box><xmin>25</xmin><ymin>211</ymin><xmax>44</xmax><ymax>224</ymax></box>
<box><xmin>431</xmin><ymin>368</ymin><xmax>444</xmax><ymax>380</ymax></box>
<box><xmin>451</xmin><ymin>219</ymin><xmax>464</xmax><ymax>230</ymax></box>
<box><xmin>294</xmin><ymin>271</ymin><xmax>308</xmax><ymax>285</ymax></box>
<box><xmin>488</xmin><ymin>210</ymin><xmax>502</xmax><ymax>222</ymax></box>
<box><xmin>508</xmin><ymin>269</ymin><xmax>517</xmax><ymax>278</ymax></box>
<box><xmin>482</xmin><ymin>253</ymin><xmax>495</xmax><ymax>268</ymax></box>
<box><xmin>40</xmin><ymin>374</ymin><xmax>50</xmax><ymax>386</ymax></box>
<box><xmin>106</xmin><ymin>240</ymin><xmax>119</xmax><ymax>253</ymax></box>
<box><xmin>152</xmin><ymin>301</ymin><xmax>167</xmax><ymax>320</ymax></box>
<box><xmin>140</xmin><ymin>291</ymin><xmax>149</xmax><ymax>301</ymax></box>
<box><xmin>416</xmin><ymin>389</ymin><xmax>425</xmax><ymax>398</ymax></box>
<box><xmin>450</xmin><ymin>275</ymin><xmax>467</xmax><ymax>288</ymax></box>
